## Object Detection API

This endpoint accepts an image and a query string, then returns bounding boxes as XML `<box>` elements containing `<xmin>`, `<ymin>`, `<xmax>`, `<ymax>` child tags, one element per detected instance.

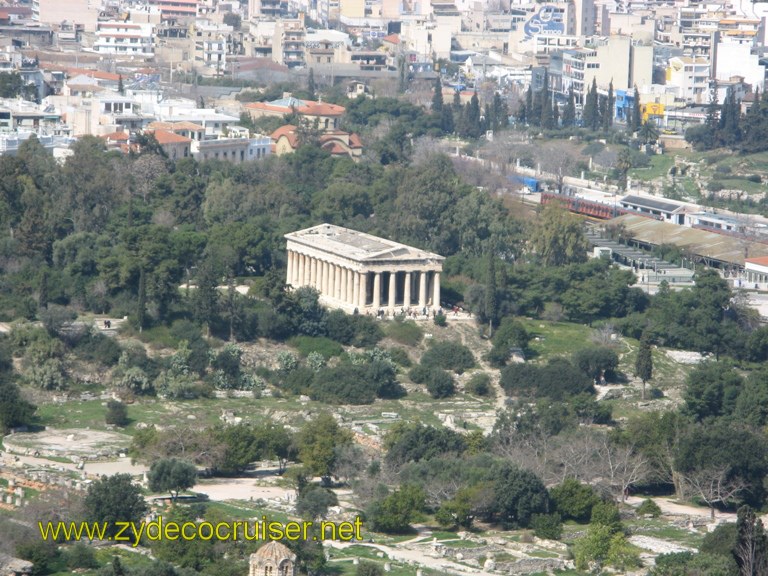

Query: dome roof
<box><xmin>251</xmin><ymin>541</ymin><xmax>296</xmax><ymax>565</ymax></box>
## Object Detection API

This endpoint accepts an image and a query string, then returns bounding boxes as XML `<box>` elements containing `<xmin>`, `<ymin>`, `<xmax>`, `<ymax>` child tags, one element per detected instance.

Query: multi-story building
<box><xmin>400</xmin><ymin>16</ymin><xmax>452</xmax><ymax>60</ymax></box>
<box><xmin>147</xmin><ymin>0</ymin><xmax>199</xmax><ymax>21</ymax></box>
<box><xmin>249</xmin><ymin>0</ymin><xmax>290</xmax><ymax>20</ymax></box>
<box><xmin>712</xmin><ymin>21</ymin><xmax>766</xmax><ymax>92</ymax></box>
<box><xmin>93</xmin><ymin>22</ymin><xmax>156</xmax><ymax>59</ymax></box>
<box><xmin>560</xmin><ymin>36</ymin><xmax>653</xmax><ymax>104</ymax></box>
<box><xmin>32</xmin><ymin>0</ymin><xmax>99</xmax><ymax>32</ymax></box>
<box><xmin>194</xmin><ymin>20</ymin><xmax>234</xmax><ymax>74</ymax></box>
<box><xmin>667</xmin><ymin>56</ymin><xmax>711</xmax><ymax>104</ymax></box>
<box><xmin>273</xmin><ymin>16</ymin><xmax>306</xmax><ymax>69</ymax></box>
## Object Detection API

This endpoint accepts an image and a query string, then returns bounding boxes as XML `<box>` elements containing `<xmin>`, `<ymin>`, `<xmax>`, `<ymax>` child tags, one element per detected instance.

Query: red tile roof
<box><xmin>64</xmin><ymin>67</ymin><xmax>122</xmax><ymax>82</ymax></box>
<box><xmin>148</xmin><ymin>129</ymin><xmax>193</xmax><ymax>144</ymax></box>
<box><xmin>382</xmin><ymin>33</ymin><xmax>400</xmax><ymax>44</ymax></box>
<box><xmin>247</xmin><ymin>99</ymin><xmax>345</xmax><ymax>117</ymax></box>
<box><xmin>746</xmin><ymin>256</ymin><xmax>768</xmax><ymax>266</ymax></box>
<box><xmin>101</xmin><ymin>131</ymin><xmax>130</xmax><ymax>141</ymax></box>
<box><xmin>271</xmin><ymin>124</ymin><xmax>299</xmax><ymax>148</ymax></box>
<box><xmin>300</xmin><ymin>101</ymin><xmax>345</xmax><ymax>116</ymax></box>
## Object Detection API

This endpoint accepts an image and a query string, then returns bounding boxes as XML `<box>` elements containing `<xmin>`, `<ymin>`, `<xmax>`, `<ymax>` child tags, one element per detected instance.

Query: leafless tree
<box><xmin>591</xmin><ymin>323</ymin><xmax>618</xmax><ymax>347</ymax></box>
<box><xmin>132</xmin><ymin>153</ymin><xmax>169</xmax><ymax>203</ymax></box>
<box><xmin>682</xmin><ymin>466</ymin><xmax>748</xmax><ymax>519</ymax></box>
<box><xmin>596</xmin><ymin>438</ymin><xmax>649</xmax><ymax>502</ymax></box>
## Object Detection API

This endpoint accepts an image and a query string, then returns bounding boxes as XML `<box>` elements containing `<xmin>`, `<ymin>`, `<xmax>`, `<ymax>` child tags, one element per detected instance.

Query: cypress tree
<box><xmin>563</xmin><ymin>85</ymin><xmax>576</xmax><ymax>127</ymax></box>
<box><xmin>137</xmin><ymin>267</ymin><xmax>146</xmax><ymax>332</ymax></box>
<box><xmin>483</xmin><ymin>254</ymin><xmax>498</xmax><ymax>331</ymax></box>
<box><xmin>467</xmin><ymin>92</ymin><xmax>481</xmax><ymax>137</ymax></box>
<box><xmin>635</xmin><ymin>335</ymin><xmax>653</xmax><ymax>400</ymax></box>
<box><xmin>531</xmin><ymin>88</ymin><xmax>543</xmax><ymax>127</ymax></box>
<box><xmin>525</xmin><ymin>86</ymin><xmax>533</xmax><ymax>123</ymax></box>
<box><xmin>583</xmin><ymin>78</ymin><xmax>599</xmax><ymax>131</ymax></box>
<box><xmin>38</xmin><ymin>268</ymin><xmax>49</xmax><ymax>310</ymax></box>
<box><xmin>629</xmin><ymin>85</ymin><xmax>642</xmax><ymax>133</ymax></box>
<box><xmin>602</xmin><ymin>80</ymin><xmax>614</xmax><ymax>130</ymax></box>
<box><xmin>307</xmin><ymin>68</ymin><xmax>316</xmax><ymax>99</ymax></box>
<box><xmin>540</xmin><ymin>70</ymin><xmax>554</xmax><ymax>129</ymax></box>
<box><xmin>440</xmin><ymin>105</ymin><xmax>454</xmax><ymax>134</ymax></box>
<box><xmin>432</xmin><ymin>76</ymin><xmax>444</xmax><ymax>113</ymax></box>
<box><xmin>492</xmin><ymin>92</ymin><xmax>503</xmax><ymax>130</ymax></box>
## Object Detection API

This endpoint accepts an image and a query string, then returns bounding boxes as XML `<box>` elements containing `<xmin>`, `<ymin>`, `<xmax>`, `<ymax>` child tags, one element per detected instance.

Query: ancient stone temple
<box><xmin>248</xmin><ymin>541</ymin><xmax>296</xmax><ymax>576</ymax></box>
<box><xmin>285</xmin><ymin>224</ymin><xmax>444</xmax><ymax>313</ymax></box>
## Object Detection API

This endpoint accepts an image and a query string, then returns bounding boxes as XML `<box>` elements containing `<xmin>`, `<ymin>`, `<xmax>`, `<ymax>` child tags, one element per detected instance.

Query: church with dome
<box><xmin>249</xmin><ymin>541</ymin><xmax>297</xmax><ymax>576</ymax></box>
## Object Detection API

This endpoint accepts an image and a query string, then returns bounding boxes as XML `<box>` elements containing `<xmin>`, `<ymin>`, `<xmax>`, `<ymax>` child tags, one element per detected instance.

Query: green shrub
<box><xmin>531</xmin><ymin>513</ymin><xmax>563</xmax><ymax>540</ymax></box>
<box><xmin>65</xmin><ymin>542</ymin><xmax>98</xmax><ymax>569</ymax></box>
<box><xmin>636</xmin><ymin>498</ymin><xmax>662</xmax><ymax>518</ymax></box>
<box><xmin>421</xmin><ymin>341</ymin><xmax>475</xmax><ymax>374</ymax></box>
<box><xmin>289</xmin><ymin>335</ymin><xmax>344</xmax><ymax>358</ymax></box>
<box><xmin>408</xmin><ymin>364</ymin><xmax>432</xmax><ymax>384</ymax></box>
<box><xmin>385</xmin><ymin>319</ymin><xmax>423</xmax><ymax>347</ymax></box>
<box><xmin>105</xmin><ymin>400</ymin><xmax>128</xmax><ymax>427</ymax></box>
<box><xmin>426</xmin><ymin>369</ymin><xmax>456</xmax><ymax>399</ymax></box>
<box><xmin>466</xmin><ymin>372</ymin><xmax>493</xmax><ymax>397</ymax></box>
<box><xmin>572</xmin><ymin>346</ymin><xmax>619</xmax><ymax>381</ymax></box>
<box><xmin>550</xmin><ymin>478</ymin><xmax>601</xmax><ymax>523</ymax></box>
<box><xmin>434</xmin><ymin>313</ymin><xmax>447</xmax><ymax>327</ymax></box>
<box><xmin>388</xmin><ymin>347</ymin><xmax>412</xmax><ymax>367</ymax></box>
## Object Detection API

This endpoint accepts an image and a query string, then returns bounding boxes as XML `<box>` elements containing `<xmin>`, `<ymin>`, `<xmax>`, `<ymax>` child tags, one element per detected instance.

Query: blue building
<box><xmin>615</xmin><ymin>89</ymin><xmax>634</xmax><ymax>123</ymax></box>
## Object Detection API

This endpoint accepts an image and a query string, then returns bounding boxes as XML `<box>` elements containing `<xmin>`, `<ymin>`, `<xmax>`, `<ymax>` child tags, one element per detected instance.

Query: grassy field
<box><xmin>517</xmin><ymin>320</ymin><xmax>595</xmax><ymax>360</ymax></box>
<box><xmin>630</xmin><ymin>154</ymin><xmax>677</xmax><ymax>181</ymax></box>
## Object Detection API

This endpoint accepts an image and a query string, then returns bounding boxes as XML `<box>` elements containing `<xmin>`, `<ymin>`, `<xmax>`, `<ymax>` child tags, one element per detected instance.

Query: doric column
<box><xmin>333</xmin><ymin>264</ymin><xmax>341</xmax><ymax>300</ymax></box>
<box><xmin>304</xmin><ymin>255</ymin><xmax>311</xmax><ymax>287</ymax></box>
<box><xmin>347</xmin><ymin>270</ymin><xmax>355</xmax><ymax>305</ymax></box>
<box><xmin>298</xmin><ymin>254</ymin><xmax>306</xmax><ymax>285</ymax></box>
<box><xmin>310</xmin><ymin>257</ymin><xmax>318</xmax><ymax>288</ymax></box>
<box><xmin>433</xmin><ymin>271</ymin><xmax>441</xmax><ymax>308</ymax></box>
<box><xmin>388</xmin><ymin>272</ymin><xmax>396</xmax><ymax>310</ymax></box>
<box><xmin>293</xmin><ymin>251</ymin><xmax>301</xmax><ymax>286</ymax></box>
<box><xmin>403</xmin><ymin>272</ymin><xmax>411</xmax><ymax>307</ymax></box>
<box><xmin>353</xmin><ymin>272</ymin><xmax>361</xmax><ymax>309</ymax></box>
<box><xmin>341</xmin><ymin>268</ymin><xmax>348</xmax><ymax>302</ymax></box>
<box><xmin>286</xmin><ymin>251</ymin><xmax>293</xmax><ymax>286</ymax></box>
<box><xmin>418</xmin><ymin>271</ymin><xmax>427</xmax><ymax>308</ymax></box>
<box><xmin>359</xmin><ymin>272</ymin><xmax>368</xmax><ymax>308</ymax></box>
<box><xmin>373</xmin><ymin>272</ymin><xmax>381</xmax><ymax>309</ymax></box>
<box><xmin>322</xmin><ymin>261</ymin><xmax>330</xmax><ymax>295</ymax></box>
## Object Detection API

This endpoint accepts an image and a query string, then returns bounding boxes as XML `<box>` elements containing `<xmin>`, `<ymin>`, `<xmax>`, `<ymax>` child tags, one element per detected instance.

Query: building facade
<box><xmin>93</xmin><ymin>22</ymin><xmax>156</xmax><ymax>58</ymax></box>
<box><xmin>285</xmin><ymin>224</ymin><xmax>444</xmax><ymax>313</ymax></box>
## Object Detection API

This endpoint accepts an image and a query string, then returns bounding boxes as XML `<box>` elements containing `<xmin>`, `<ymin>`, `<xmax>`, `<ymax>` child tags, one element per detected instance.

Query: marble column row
<box><xmin>287</xmin><ymin>250</ymin><xmax>368</xmax><ymax>309</ymax></box>
<box><xmin>287</xmin><ymin>250</ymin><xmax>441</xmax><ymax>310</ymax></box>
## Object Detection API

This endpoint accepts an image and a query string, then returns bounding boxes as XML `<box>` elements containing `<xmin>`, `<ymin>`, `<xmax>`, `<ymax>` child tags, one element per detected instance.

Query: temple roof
<box><xmin>285</xmin><ymin>224</ymin><xmax>444</xmax><ymax>264</ymax></box>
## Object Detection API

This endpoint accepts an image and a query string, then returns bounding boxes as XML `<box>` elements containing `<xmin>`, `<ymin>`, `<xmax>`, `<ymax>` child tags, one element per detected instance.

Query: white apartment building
<box><xmin>561</xmin><ymin>36</ymin><xmax>652</xmax><ymax>103</ymax></box>
<box><xmin>667</xmin><ymin>56</ymin><xmax>712</xmax><ymax>104</ymax></box>
<box><xmin>194</xmin><ymin>20</ymin><xmax>233</xmax><ymax>73</ymax></box>
<box><xmin>32</xmin><ymin>0</ymin><xmax>100</xmax><ymax>32</ymax></box>
<box><xmin>273</xmin><ymin>17</ymin><xmax>306</xmax><ymax>69</ymax></box>
<box><xmin>400</xmin><ymin>17</ymin><xmax>452</xmax><ymax>60</ymax></box>
<box><xmin>93</xmin><ymin>22</ymin><xmax>156</xmax><ymax>59</ymax></box>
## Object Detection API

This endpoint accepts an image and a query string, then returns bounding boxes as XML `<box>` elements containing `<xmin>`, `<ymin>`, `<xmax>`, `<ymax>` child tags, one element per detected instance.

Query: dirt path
<box><xmin>325</xmin><ymin>539</ymin><xmax>497</xmax><ymax>576</ymax></box>
<box><xmin>626</xmin><ymin>495</ymin><xmax>736</xmax><ymax>521</ymax></box>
